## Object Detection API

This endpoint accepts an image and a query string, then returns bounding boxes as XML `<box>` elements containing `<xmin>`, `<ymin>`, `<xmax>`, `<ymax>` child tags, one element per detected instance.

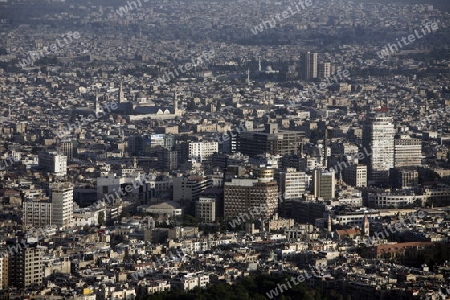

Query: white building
<box><xmin>50</xmin><ymin>183</ymin><xmax>74</xmax><ymax>229</ymax></box>
<box><xmin>188</xmin><ymin>142</ymin><xmax>218</xmax><ymax>163</ymax></box>
<box><xmin>276</xmin><ymin>168</ymin><xmax>310</xmax><ymax>199</ymax></box>
<box><xmin>180</xmin><ymin>273</ymin><xmax>210</xmax><ymax>291</ymax></box>
<box><xmin>38</xmin><ymin>151</ymin><xmax>67</xmax><ymax>176</ymax></box>
<box><xmin>363</xmin><ymin>114</ymin><xmax>395</xmax><ymax>185</ymax></box>
<box><xmin>73</xmin><ymin>207</ymin><xmax>106</xmax><ymax>227</ymax></box>
<box><xmin>368</xmin><ymin>191</ymin><xmax>426</xmax><ymax>208</ymax></box>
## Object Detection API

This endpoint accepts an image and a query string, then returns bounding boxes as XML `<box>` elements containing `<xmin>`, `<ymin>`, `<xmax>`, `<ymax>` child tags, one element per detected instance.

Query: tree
<box><xmin>98</xmin><ymin>211</ymin><xmax>105</xmax><ymax>226</ymax></box>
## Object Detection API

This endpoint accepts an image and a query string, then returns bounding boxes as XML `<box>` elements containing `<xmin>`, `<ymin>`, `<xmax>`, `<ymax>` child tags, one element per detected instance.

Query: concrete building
<box><xmin>173</xmin><ymin>176</ymin><xmax>212</xmax><ymax>203</ymax></box>
<box><xmin>394</xmin><ymin>136</ymin><xmax>422</xmax><ymax>167</ymax></box>
<box><xmin>196</xmin><ymin>197</ymin><xmax>216</xmax><ymax>222</ymax></box>
<box><xmin>276</xmin><ymin>168</ymin><xmax>310</xmax><ymax>199</ymax></box>
<box><xmin>313</xmin><ymin>169</ymin><xmax>336</xmax><ymax>200</ymax></box>
<box><xmin>224</xmin><ymin>169</ymin><xmax>278</xmax><ymax>219</ymax></box>
<box><xmin>390</xmin><ymin>167</ymin><xmax>419</xmax><ymax>189</ymax></box>
<box><xmin>23</xmin><ymin>200</ymin><xmax>52</xmax><ymax>227</ymax></box>
<box><xmin>38</xmin><ymin>151</ymin><xmax>67</xmax><ymax>176</ymax></box>
<box><xmin>238</xmin><ymin>123</ymin><xmax>304</xmax><ymax>157</ymax></box>
<box><xmin>188</xmin><ymin>142</ymin><xmax>218</xmax><ymax>163</ymax></box>
<box><xmin>367</xmin><ymin>191</ymin><xmax>424</xmax><ymax>208</ymax></box>
<box><xmin>362</xmin><ymin>113</ymin><xmax>395</xmax><ymax>185</ymax></box>
<box><xmin>0</xmin><ymin>256</ymin><xmax>7</xmax><ymax>289</ymax></box>
<box><xmin>302</xmin><ymin>51</ymin><xmax>318</xmax><ymax>80</ymax></box>
<box><xmin>318</xmin><ymin>62</ymin><xmax>331</xmax><ymax>78</ymax></box>
<box><xmin>343</xmin><ymin>164</ymin><xmax>367</xmax><ymax>187</ymax></box>
<box><xmin>8</xmin><ymin>238</ymin><xmax>45</xmax><ymax>289</ymax></box>
<box><xmin>50</xmin><ymin>183</ymin><xmax>74</xmax><ymax>229</ymax></box>
<box><xmin>58</xmin><ymin>141</ymin><xmax>74</xmax><ymax>161</ymax></box>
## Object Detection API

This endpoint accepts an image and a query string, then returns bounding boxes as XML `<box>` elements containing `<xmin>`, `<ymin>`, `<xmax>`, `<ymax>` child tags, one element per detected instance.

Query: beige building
<box><xmin>196</xmin><ymin>197</ymin><xmax>216</xmax><ymax>222</ymax></box>
<box><xmin>23</xmin><ymin>200</ymin><xmax>53</xmax><ymax>227</ymax></box>
<box><xmin>343</xmin><ymin>164</ymin><xmax>367</xmax><ymax>187</ymax></box>
<box><xmin>394</xmin><ymin>137</ymin><xmax>422</xmax><ymax>167</ymax></box>
<box><xmin>8</xmin><ymin>240</ymin><xmax>45</xmax><ymax>288</ymax></box>
<box><xmin>224</xmin><ymin>169</ymin><xmax>278</xmax><ymax>219</ymax></box>
<box><xmin>50</xmin><ymin>183</ymin><xmax>74</xmax><ymax>229</ymax></box>
<box><xmin>313</xmin><ymin>169</ymin><xmax>336</xmax><ymax>200</ymax></box>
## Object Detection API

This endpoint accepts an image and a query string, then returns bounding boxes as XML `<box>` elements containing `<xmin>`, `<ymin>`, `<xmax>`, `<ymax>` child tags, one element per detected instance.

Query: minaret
<box><xmin>173</xmin><ymin>92</ymin><xmax>178</xmax><ymax>115</ymax></box>
<box><xmin>323</xmin><ymin>127</ymin><xmax>328</xmax><ymax>168</ymax></box>
<box><xmin>327</xmin><ymin>213</ymin><xmax>332</xmax><ymax>232</ymax></box>
<box><xmin>258</xmin><ymin>57</ymin><xmax>261</xmax><ymax>72</ymax></box>
<box><xmin>363</xmin><ymin>214</ymin><xmax>370</xmax><ymax>236</ymax></box>
<box><xmin>118</xmin><ymin>82</ymin><xmax>125</xmax><ymax>103</ymax></box>
<box><xmin>95</xmin><ymin>93</ymin><xmax>101</xmax><ymax>115</ymax></box>
<box><xmin>247</xmin><ymin>69</ymin><xmax>250</xmax><ymax>85</ymax></box>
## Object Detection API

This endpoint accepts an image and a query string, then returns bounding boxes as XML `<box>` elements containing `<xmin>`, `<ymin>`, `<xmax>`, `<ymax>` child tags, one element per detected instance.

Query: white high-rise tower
<box><xmin>362</xmin><ymin>112</ymin><xmax>395</xmax><ymax>186</ymax></box>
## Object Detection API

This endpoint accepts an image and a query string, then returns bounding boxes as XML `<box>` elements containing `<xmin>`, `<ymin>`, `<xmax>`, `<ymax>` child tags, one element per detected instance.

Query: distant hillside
<box><xmin>356</xmin><ymin>0</ymin><xmax>450</xmax><ymax>12</ymax></box>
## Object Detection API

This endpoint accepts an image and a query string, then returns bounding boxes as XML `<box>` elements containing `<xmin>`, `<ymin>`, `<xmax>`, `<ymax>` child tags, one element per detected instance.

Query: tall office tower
<box><xmin>343</xmin><ymin>164</ymin><xmax>367</xmax><ymax>187</ymax></box>
<box><xmin>275</xmin><ymin>168</ymin><xmax>310</xmax><ymax>199</ymax></box>
<box><xmin>58</xmin><ymin>141</ymin><xmax>74</xmax><ymax>161</ymax></box>
<box><xmin>362</xmin><ymin>113</ymin><xmax>395</xmax><ymax>185</ymax></box>
<box><xmin>50</xmin><ymin>183</ymin><xmax>74</xmax><ymax>229</ymax></box>
<box><xmin>8</xmin><ymin>237</ymin><xmax>44</xmax><ymax>288</ymax></box>
<box><xmin>312</xmin><ymin>169</ymin><xmax>336</xmax><ymax>200</ymax></box>
<box><xmin>394</xmin><ymin>136</ymin><xmax>422</xmax><ymax>167</ymax></box>
<box><xmin>224</xmin><ymin>169</ymin><xmax>278</xmax><ymax>219</ymax></box>
<box><xmin>238</xmin><ymin>123</ymin><xmax>304</xmax><ymax>157</ymax></box>
<box><xmin>38</xmin><ymin>151</ymin><xmax>67</xmax><ymax>176</ymax></box>
<box><xmin>318</xmin><ymin>62</ymin><xmax>331</xmax><ymax>78</ymax></box>
<box><xmin>301</xmin><ymin>52</ymin><xmax>318</xmax><ymax>80</ymax></box>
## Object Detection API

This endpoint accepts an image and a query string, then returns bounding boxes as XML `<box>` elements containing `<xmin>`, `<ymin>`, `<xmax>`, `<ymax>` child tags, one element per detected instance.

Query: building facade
<box><xmin>362</xmin><ymin>114</ymin><xmax>395</xmax><ymax>185</ymax></box>
<box><xmin>50</xmin><ymin>183</ymin><xmax>74</xmax><ymax>229</ymax></box>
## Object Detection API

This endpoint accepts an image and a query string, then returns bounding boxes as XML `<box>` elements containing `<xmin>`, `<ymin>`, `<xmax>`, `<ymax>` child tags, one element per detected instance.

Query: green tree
<box><xmin>98</xmin><ymin>211</ymin><xmax>105</xmax><ymax>226</ymax></box>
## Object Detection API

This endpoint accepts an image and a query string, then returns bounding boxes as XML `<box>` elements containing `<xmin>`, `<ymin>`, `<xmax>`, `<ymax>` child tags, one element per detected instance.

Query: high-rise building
<box><xmin>38</xmin><ymin>151</ymin><xmax>67</xmax><ymax>176</ymax></box>
<box><xmin>50</xmin><ymin>183</ymin><xmax>74</xmax><ymax>229</ymax></box>
<box><xmin>128</xmin><ymin>135</ymin><xmax>151</xmax><ymax>156</ymax></box>
<box><xmin>301</xmin><ymin>52</ymin><xmax>318</xmax><ymax>80</ymax></box>
<box><xmin>0</xmin><ymin>256</ymin><xmax>8</xmax><ymax>289</ymax></box>
<box><xmin>7</xmin><ymin>237</ymin><xmax>44</xmax><ymax>288</ymax></box>
<box><xmin>362</xmin><ymin>113</ymin><xmax>395</xmax><ymax>185</ymax></box>
<box><xmin>58</xmin><ymin>141</ymin><xmax>74</xmax><ymax>161</ymax></box>
<box><xmin>394</xmin><ymin>136</ymin><xmax>422</xmax><ymax>167</ymax></box>
<box><xmin>23</xmin><ymin>200</ymin><xmax>53</xmax><ymax>227</ymax></box>
<box><xmin>224</xmin><ymin>169</ymin><xmax>278</xmax><ymax>219</ymax></box>
<box><xmin>195</xmin><ymin>197</ymin><xmax>216</xmax><ymax>222</ymax></box>
<box><xmin>313</xmin><ymin>169</ymin><xmax>335</xmax><ymax>200</ymax></box>
<box><xmin>343</xmin><ymin>164</ymin><xmax>367</xmax><ymax>187</ymax></box>
<box><xmin>173</xmin><ymin>176</ymin><xmax>212</xmax><ymax>203</ymax></box>
<box><xmin>275</xmin><ymin>168</ymin><xmax>310</xmax><ymax>199</ymax></box>
<box><xmin>318</xmin><ymin>62</ymin><xmax>331</xmax><ymax>78</ymax></box>
<box><xmin>188</xmin><ymin>142</ymin><xmax>218</xmax><ymax>163</ymax></box>
<box><xmin>238</xmin><ymin>123</ymin><xmax>304</xmax><ymax>157</ymax></box>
